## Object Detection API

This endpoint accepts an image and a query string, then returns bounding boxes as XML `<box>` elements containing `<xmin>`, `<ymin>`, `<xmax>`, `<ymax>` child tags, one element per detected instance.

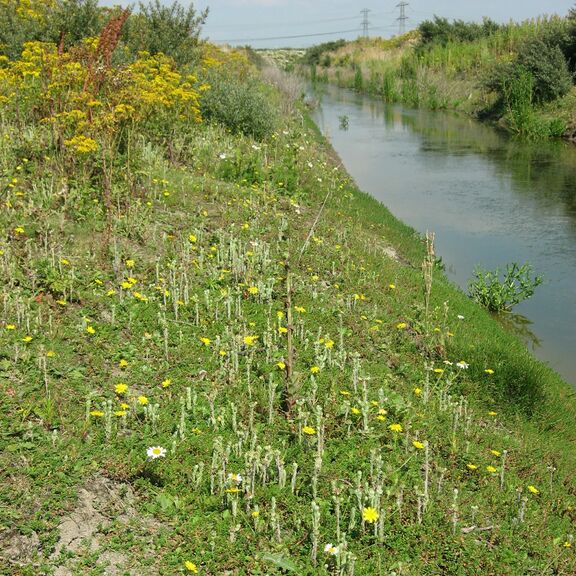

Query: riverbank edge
<box><xmin>302</xmin><ymin>106</ymin><xmax>576</xmax><ymax>469</ymax></box>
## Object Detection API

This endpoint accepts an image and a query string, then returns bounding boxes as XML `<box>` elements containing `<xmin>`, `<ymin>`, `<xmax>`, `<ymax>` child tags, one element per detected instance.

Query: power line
<box><xmin>214</xmin><ymin>28</ymin><xmax>362</xmax><ymax>44</ymax></box>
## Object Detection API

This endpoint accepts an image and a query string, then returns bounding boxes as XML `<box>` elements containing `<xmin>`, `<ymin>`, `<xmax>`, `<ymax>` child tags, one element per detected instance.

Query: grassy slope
<box><xmin>1</xmin><ymin>91</ymin><xmax>576</xmax><ymax>576</ymax></box>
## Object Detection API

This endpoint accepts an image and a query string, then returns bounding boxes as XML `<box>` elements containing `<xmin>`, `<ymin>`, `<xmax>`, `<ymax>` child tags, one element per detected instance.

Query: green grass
<box><xmin>2</xmin><ymin>86</ymin><xmax>576</xmax><ymax>576</ymax></box>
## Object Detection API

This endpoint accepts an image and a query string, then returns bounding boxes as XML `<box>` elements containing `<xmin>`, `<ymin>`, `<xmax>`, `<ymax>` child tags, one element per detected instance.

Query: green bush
<box><xmin>199</xmin><ymin>71</ymin><xmax>279</xmax><ymax>140</ymax></box>
<box><xmin>468</xmin><ymin>262</ymin><xmax>543</xmax><ymax>313</ymax></box>
<box><xmin>122</xmin><ymin>0</ymin><xmax>207</xmax><ymax>67</ymax></box>
<box><xmin>516</xmin><ymin>39</ymin><xmax>573</xmax><ymax>104</ymax></box>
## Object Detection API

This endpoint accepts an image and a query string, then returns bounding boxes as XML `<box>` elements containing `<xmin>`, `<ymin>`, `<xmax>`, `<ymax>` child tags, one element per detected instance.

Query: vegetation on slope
<box><xmin>2</xmin><ymin>2</ymin><xmax>576</xmax><ymax>575</ymax></box>
<box><xmin>301</xmin><ymin>8</ymin><xmax>576</xmax><ymax>139</ymax></box>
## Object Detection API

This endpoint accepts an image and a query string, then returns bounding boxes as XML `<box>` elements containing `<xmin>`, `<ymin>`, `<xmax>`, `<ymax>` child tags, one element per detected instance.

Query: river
<box><xmin>311</xmin><ymin>84</ymin><xmax>576</xmax><ymax>387</ymax></box>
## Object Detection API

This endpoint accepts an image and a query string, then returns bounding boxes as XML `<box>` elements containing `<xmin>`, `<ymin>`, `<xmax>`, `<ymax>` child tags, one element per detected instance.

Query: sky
<box><xmin>191</xmin><ymin>0</ymin><xmax>575</xmax><ymax>48</ymax></box>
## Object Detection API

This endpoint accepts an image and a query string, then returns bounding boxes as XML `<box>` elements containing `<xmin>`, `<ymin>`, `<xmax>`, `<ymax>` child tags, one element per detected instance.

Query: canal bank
<box><xmin>311</xmin><ymin>84</ymin><xmax>576</xmax><ymax>387</ymax></box>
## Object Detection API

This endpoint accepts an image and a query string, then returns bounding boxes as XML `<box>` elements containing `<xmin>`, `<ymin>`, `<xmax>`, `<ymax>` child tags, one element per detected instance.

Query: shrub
<box><xmin>468</xmin><ymin>262</ymin><xmax>543</xmax><ymax>313</ymax></box>
<box><xmin>199</xmin><ymin>70</ymin><xmax>279</xmax><ymax>140</ymax></box>
<box><xmin>516</xmin><ymin>38</ymin><xmax>573</xmax><ymax>104</ymax></box>
<box><xmin>122</xmin><ymin>0</ymin><xmax>208</xmax><ymax>67</ymax></box>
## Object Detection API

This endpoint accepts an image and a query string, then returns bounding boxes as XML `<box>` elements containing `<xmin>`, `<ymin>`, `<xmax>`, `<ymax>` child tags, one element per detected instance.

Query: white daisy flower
<box><xmin>147</xmin><ymin>446</ymin><xmax>166</xmax><ymax>459</ymax></box>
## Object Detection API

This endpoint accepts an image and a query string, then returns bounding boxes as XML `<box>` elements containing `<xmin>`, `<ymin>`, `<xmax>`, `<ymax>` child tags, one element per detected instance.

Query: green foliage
<box><xmin>418</xmin><ymin>16</ymin><xmax>500</xmax><ymax>50</ymax></box>
<box><xmin>122</xmin><ymin>0</ymin><xmax>208</xmax><ymax>67</ymax></box>
<box><xmin>468</xmin><ymin>262</ymin><xmax>543</xmax><ymax>312</ymax></box>
<box><xmin>516</xmin><ymin>39</ymin><xmax>573</xmax><ymax>104</ymax></box>
<box><xmin>301</xmin><ymin>39</ymin><xmax>346</xmax><ymax>66</ymax></box>
<box><xmin>199</xmin><ymin>69</ymin><xmax>279</xmax><ymax>140</ymax></box>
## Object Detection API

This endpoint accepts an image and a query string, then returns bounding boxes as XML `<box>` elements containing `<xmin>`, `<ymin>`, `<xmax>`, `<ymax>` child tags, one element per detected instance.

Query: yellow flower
<box><xmin>119</xmin><ymin>359</ymin><xmax>128</xmax><ymax>367</ymax></box>
<box><xmin>527</xmin><ymin>485</ymin><xmax>540</xmax><ymax>495</ymax></box>
<box><xmin>388</xmin><ymin>423</ymin><xmax>403</xmax><ymax>433</ymax></box>
<box><xmin>277</xmin><ymin>361</ymin><xmax>286</xmax><ymax>370</ymax></box>
<box><xmin>294</xmin><ymin>306</ymin><xmax>306</xmax><ymax>313</ymax></box>
<box><xmin>125</xmin><ymin>259</ymin><xmax>135</xmax><ymax>268</ymax></box>
<box><xmin>138</xmin><ymin>396</ymin><xmax>149</xmax><ymax>406</ymax></box>
<box><xmin>325</xmin><ymin>339</ymin><xmax>334</xmax><ymax>349</ymax></box>
<box><xmin>46</xmin><ymin>350</ymin><xmax>56</xmax><ymax>357</ymax></box>
<box><xmin>114</xmin><ymin>410</ymin><xmax>127</xmax><ymax>417</ymax></box>
<box><xmin>490</xmin><ymin>449</ymin><xmax>501</xmax><ymax>457</ymax></box>
<box><xmin>60</xmin><ymin>258</ymin><xmax>70</xmax><ymax>266</ymax></box>
<box><xmin>484</xmin><ymin>369</ymin><xmax>495</xmax><ymax>375</ymax></box>
<box><xmin>184</xmin><ymin>561</ymin><xmax>198</xmax><ymax>573</ymax></box>
<box><xmin>161</xmin><ymin>379</ymin><xmax>171</xmax><ymax>388</ymax></box>
<box><xmin>119</xmin><ymin>403</ymin><xmax>130</xmax><ymax>410</ymax></box>
<box><xmin>278</xmin><ymin>326</ymin><xmax>288</xmax><ymax>334</ymax></box>
<box><xmin>376</xmin><ymin>415</ymin><xmax>386</xmax><ymax>422</ymax></box>
<box><xmin>251</xmin><ymin>510</ymin><xmax>260</xmax><ymax>518</ymax></box>
<box><xmin>90</xmin><ymin>410</ymin><xmax>104</xmax><ymax>417</ymax></box>
<box><xmin>433</xmin><ymin>368</ymin><xmax>444</xmax><ymax>374</ymax></box>
<box><xmin>388</xmin><ymin>283</ymin><xmax>396</xmax><ymax>289</ymax></box>
<box><xmin>340</xmin><ymin>390</ymin><xmax>350</xmax><ymax>396</ymax></box>
<box><xmin>22</xmin><ymin>335</ymin><xmax>33</xmax><ymax>343</ymax></box>
<box><xmin>413</xmin><ymin>387</ymin><xmax>422</xmax><ymax>396</ymax></box>
<box><xmin>396</xmin><ymin>322</ymin><xmax>407</xmax><ymax>330</ymax></box>
<box><xmin>188</xmin><ymin>234</ymin><xmax>197</xmax><ymax>243</ymax></box>
<box><xmin>302</xmin><ymin>426</ymin><xmax>316</xmax><ymax>435</ymax></box>
<box><xmin>486</xmin><ymin>466</ymin><xmax>497</xmax><ymax>474</ymax></box>
<box><xmin>467</xmin><ymin>464</ymin><xmax>478</xmax><ymax>471</ymax></box>
<box><xmin>200</xmin><ymin>337</ymin><xmax>211</xmax><ymax>346</ymax></box>
<box><xmin>248</xmin><ymin>286</ymin><xmax>259</xmax><ymax>295</ymax></box>
<box><xmin>5</xmin><ymin>324</ymin><xmax>16</xmax><ymax>330</ymax></box>
<box><xmin>115</xmin><ymin>383</ymin><xmax>128</xmax><ymax>395</ymax></box>
<box><xmin>14</xmin><ymin>226</ymin><xmax>25</xmax><ymax>234</ymax></box>
<box><xmin>86</xmin><ymin>326</ymin><xmax>96</xmax><ymax>334</ymax></box>
<box><xmin>487</xmin><ymin>411</ymin><xmax>498</xmax><ymax>416</ymax></box>
<box><xmin>277</xmin><ymin>310</ymin><xmax>284</xmax><ymax>319</ymax></box>
<box><xmin>310</xmin><ymin>366</ymin><xmax>320</xmax><ymax>374</ymax></box>
<box><xmin>412</xmin><ymin>440</ymin><xmax>425</xmax><ymax>450</ymax></box>
<box><xmin>243</xmin><ymin>335</ymin><xmax>258</xmax><ymax>346</ymax></box>
<box><xmin>351</xmin><ymin>407</ymin><xmax>360</xmax><ymax>415</ymax></box>
<box><xmin>362</xmin><ymin>507</ymin><xmax>379</xmax><ymax>524</ymax></box>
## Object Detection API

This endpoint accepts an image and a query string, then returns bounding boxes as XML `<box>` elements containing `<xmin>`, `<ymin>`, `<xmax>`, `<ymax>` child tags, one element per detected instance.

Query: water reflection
<box><xmin>312</xmin><ymin>84</ymin><xmax>576</xmax><ymax>385</ymax></box>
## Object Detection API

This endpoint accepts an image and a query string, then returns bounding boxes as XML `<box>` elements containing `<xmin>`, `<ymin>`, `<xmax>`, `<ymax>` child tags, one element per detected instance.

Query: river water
<box><xmin>311</xmin><ymin>84</ymin><xmax>576</xmax><ymax>386</ymax></box>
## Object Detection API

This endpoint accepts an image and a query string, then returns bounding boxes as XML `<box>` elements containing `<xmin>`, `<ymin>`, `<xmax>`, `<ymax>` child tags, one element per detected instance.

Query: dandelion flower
<box><xmin>90</xmin><ymin>410</ymin><xmax>104</xmax><ymax>417</ymax></box>
<box><xmin>490</xmin><ymin>449</ymin><xmax>501</xmax><ymax>457</ymax></box>
<box><xmin>487</xmin><ymin>411</ymin><xmax>498</xmax><ymax>416</ymax></box>
<box><xmin>278</xmin><ymin>326</ymin><xmax>288</xmax><ymax>334</ymax></box>
<box><xmin>161</xmin><ymin>379</ymin><xmax>171</xmax><ymax>388</ymax></box>
<box><xmin>396</xmin><ymin>322</ymin><xmax>407</xmax><ymax>330</ymax></box>
<box><xmin>339</xmin><ymin>390</ymin><xmax>350</xmax><ymax>396</ymax></box>
<box><xmin>484</xmin><ymin>369</ymin><xmax>495</xmax><ymax>375</ymax></box>
<box><xmin>294</xmin><ymin>306</ymin><xmax>306</xmax><ymax>313</ymax></box>
<box><xmin>119</xmin><ymin>359</ymin><xmax>128</xmax><ymax>367</ymax></box>
<box><xmin>302</xmin><ymin>426</ymin><xmax>316</xmax><ymax>435</ymax></box>
<box><xmin>467</xmin><ymin>464</ymin><xmax>478</xmax><ymax>471</ymax></box>
<box><xmin>413</xmin><ymin>387</ymin><xmax>422</xmax><ymax>396</ymax></box>
<box><xmin>5</xmin><ymin>324</ymin><xmax>16</xmax><ymax>330</ymax></box>
<box><xmin>243</xmin><ymin>335</ymin><xmax>258</xmax><ymax>346</ymax></box>
<box><xmin>138</xmin><ymin>396</ymin><xmax>149</xmax><ymax>406</ymax></box>
<box><xmin>200</xmin><ymin>337</ymin><xmax>211</xmax><ymax>346</ymax></box>
<box><xmin>310</xmin><ymin>366</ymin><xmax>320</xmax><ymax>374</ymax></box>
<box><xmin>22</xmin><ymin>335</ymin><xmax>33</xmax><ymax>343</ymax></box>
<box><xmin>388</xmin><ymin>423</ymin><xmax>403</xmax><ymax>433</ymax></box>
<box><xmin>362</xmin><ymin>507</ymin><xmax>379</xmax><ymax>524</ymax></box>
<box><xmin>486</xmin><ymin>466</ymin><xmax>497</xmax><ymax>474</ymax></box>
<box><xmin>248</xmin><ymin>286</ymin><xmax>259</xmax><ymax>295</ymax></box>
<box><xmin>412</xmin><ymin>440</ymin><xmax>425</xmax><ymax>450</ymax></box>
<box><xmin>86</xmin><ymin>325</ymin><xmax>96</xmax><ymax>334</ymax></box>
<box><xmin>147</xmin><ymin>446</ymin><xmax>166</xmax><ymax>459</ymax></box>
<box><xmin>46</xmin><ymin>350</ymin><xmax>56</xmax><ymax>357</ymax></box>
<box><xmin>527</xmin><ymin>485</ymin><xmax>540</xmax><ymax>495</ymax></box>
<box><xmin>433</xmin><ymin>368</ymin><xmax>444</xmax><ymax>374</ymax></box>
<box><xmin>184</xmin><ymin>561</ymin><xmax>198</xmax><ymax>573</ymax></box>
<box><xmin>114</xmin><ymin>410</ymin><xmax>127</xmax><ymax>417</ymax></box>
<box><xmin>351</xmin><ymin>407</ymin><xmax>360</xmax><ymax>415</ymax></box>
<box><xmin>125</xmin><ymin>259</ymin><xmax>135</xmax><ymax>268</ymax></box>
<box><xmin>188</xmin><ymin>234</ymin><xmax>197</xmax><ymax>243</ymax></box>
<box><xmin>277</xmin><ymin>361</ymin><xmax>286</xmax><ymax>370</ymax></box>
<box><xmin>115</xmin><ymin>383</ymin><xmax>128</xmax><ymax>395</ymax></box>
<box><xmin>388</xmin><ymin>283</ymin><xmax>396</xmax><ymax>289</ymax></box>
